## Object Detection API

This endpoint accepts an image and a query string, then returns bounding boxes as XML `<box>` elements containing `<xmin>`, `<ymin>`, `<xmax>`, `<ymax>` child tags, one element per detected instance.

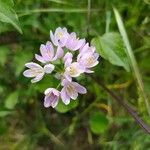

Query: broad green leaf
<box><xmin>35</xmin><ymin>75</ymin><xmax>59</xmax><ymax>93</ymax></box>
<box><xmin>91</xmin><ymin>32</ymin><xmax>130</xmax><ymax>72</ymax></box>
<box><xmin>0</xmin><ymin>0</ymin><xmax>22</xmax><ymax>33</ymax></box>
<box><xmin>5</xmin><ymin>91</ymin><xmax>19</xmax><ymax>109</ymax></box>
<box><xmin>0</xmin><ymin>46</ymin><xmax>9</xmax><ymax>66</ymax></box>
<box><xmin>89</xmin><ymin>112</ymin><xmax>108</xmax><ymax>134</ymax></box>
<box><xmin>14</xmin><ymin>50</ymin><xmax>33</xmax><ymax>76</ymax></box>
<box><xmin>55</xmin><ymin>100</ymin><xmax>78</xmax><ymax>113</ymax></box>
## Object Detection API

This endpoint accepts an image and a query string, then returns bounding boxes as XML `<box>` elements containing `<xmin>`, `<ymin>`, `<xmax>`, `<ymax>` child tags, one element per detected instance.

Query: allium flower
<box><xmin>35</xmin><ymin>41</ymin><xmax>63</xmax><ymax>63</ymax></box>
<box><xmin>50</xmin><ymin>27</ymin><xmax>69</xmax><ymax>47</ymax></box>
<box><xmin>65</xmin><ymin>32</ymin><xmax>85</xmax><ymax>51</ymax></box>
<box><xmin>23</xmin><ymin>62</ymin><xmax>54</xmax><ymax>83</ymax></box>
<box><xmin>44</xmin><ymin>88</ymin><xmax>60</xmax><ymax>108</ymax></box>
<box><xmin>60</xmin><ymin>79</ymin><xmax>87</xmax><ymax>105</ymax></box>
<box><xmin>23</xmin><ymin>27</ymin><xmax>99</xmax><ymax>108</ymax></box>
<box><xmin>63</xmin><ymin>52</ymin><xmax>84</xmax><ymax>81</ymax></box>
<box><xmin>77</xmin><ymin>43</ymin><xmax>99</xmax><ymax>73</ymax></box>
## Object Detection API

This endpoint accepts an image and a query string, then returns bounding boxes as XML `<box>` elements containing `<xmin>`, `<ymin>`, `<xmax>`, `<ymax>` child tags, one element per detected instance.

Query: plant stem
<box><xmin>90</xmin><ymin>75</ymin><xmax>150</xmax><ymax>135</ymax></box>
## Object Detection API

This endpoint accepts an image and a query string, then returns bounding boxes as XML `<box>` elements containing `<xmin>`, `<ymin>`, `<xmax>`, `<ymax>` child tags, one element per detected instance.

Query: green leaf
<box><xmin>91</xmin><ymin>32</ymin><xmax>130</xmax><ymax>72</ymax></box>
<box><xmin>55</xmin><ymin>100</ymin><xmax>79</xmax><ymax>113</ymax></box>
<box><xmin>14</xmin><ymin>50</ymin><xmax>33</xmax><ymax>76</ymax></box>
<box><xmin>0</xmin><ymin>110</ymin><xmax>11</xmax><ymax>117</ymax></box>
<box><xmin>89</xmin><ymin>112</ymin><xmax>108</xmax><ymax>134</ymax></box>
<box><xmin>113</xmin><ymin>7</ymin><xmax>150</xmax><ymax>116</ymax></box>
<box><xmin>0</xmin><ymin>46</ymin><xmax>9</xmax><ymax>66</ymax></box>
<box><xmin>0</xmin><ymin>0</ymin><xmax>22</xmax><ymax>33</ymax></box>
<box><xmin>5</xmin><ymin>91</ymin><xmax>19</xmax><ymax>109</ymax></box>
<box><xmin>35</xmin><ymin>75</ymin><xmax>59</xmax><ymax>93</ymax></box>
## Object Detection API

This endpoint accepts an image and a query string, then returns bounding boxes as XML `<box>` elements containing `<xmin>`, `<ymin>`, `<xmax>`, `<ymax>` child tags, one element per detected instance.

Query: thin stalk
<box><xmin>113</xmin><ymin>7</ymin><xmax>150</xmax><ymax>116</ymax></box>
<box><xmin>105</xmin><ymin>11</ymin><xmax>111</xmax><ymax>33</ymax></box>
<box><xmin>91</xmin><ymin>75</ymin><xmax>150</xmax><ymax>135</ymax></box>
<box><xmin>17</xmin><ymin>8</ymin><xmax>101</xmax><ymax>17</ymax></box>
<box><xmin>87</xmin><ymin>0</ymin><xmax>91</xmax><ymax>35</ymax></box>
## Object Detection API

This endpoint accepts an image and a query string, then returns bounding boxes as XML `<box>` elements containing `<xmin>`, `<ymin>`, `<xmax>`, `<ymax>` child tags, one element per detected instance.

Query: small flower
<box><xmin>61</xmin><ymin>79</ymin><xmax>87</xmax><ymax>105</ymax></box>
<box><xmin>65</xmin><ymin>32</ymin><xmax>85</xmax><ymax>51</ymax></box>
<box><xmin>63</xmin><ymin>52</ymin><xmax>84</xmax><ymax>81</ymax></box>
<box><xmin>35</xmin><ymin>41</ymin><xmax>64</xmax><ymax>63</ymax></box>
<box><xmin>77</xmin><ymin>44</ymin><xmax>99</xmax><ymax>73</ymax></box>
<box><xmin>23</xmin><ymin>62</ymin><xmax>54</xmax><ymax>83</ymax></box>
<box><xmin>44</xmin><ymin>88</ymin><xmax>60</xmax><ymax>108</ymax></box>
<box><xmin>50</xmin><ymin>27</ymin><xmax>69</xmax><ymax>47</ymax></box>
<box><xmin>23</xmin><ymin>27</ymin><xmax>100</xmax><ymax>109</ymax></box>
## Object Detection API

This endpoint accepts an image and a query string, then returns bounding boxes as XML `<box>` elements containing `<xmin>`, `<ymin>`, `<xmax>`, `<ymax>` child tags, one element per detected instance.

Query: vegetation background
<box><xmin>0</xmin><ymin>0</ymin><xmax>150</xmax><ymax>149</ymax></box>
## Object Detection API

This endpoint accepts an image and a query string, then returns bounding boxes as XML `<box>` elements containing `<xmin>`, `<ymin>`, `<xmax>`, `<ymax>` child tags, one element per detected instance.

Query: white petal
<box><xmin>31</xmin><ymin>73</ymin><xmax>44</xmax><ymax>83</ymax></box>
<box><xmin>25</xmin><ymin>62</ymin><xmax>42</xmax><ymax>69</ymax></box>
<box><xmin>50</xmin><ymin>31</ymin><xmax>57</xmax><ymax>46</ymax></box>
<box><xmin>44</xmin><ymin>64</ymin><xmax>55</xmax><ymax>74</ymax></box>
<box><xmin>23</xmin><ymin>69</ymin><xmax>36</xmax><ymax>77</ymax></box>
<box><xmin>44</xmin><ymin>88</ymin><xmax>53</xmax><ymax>95</ymax></box>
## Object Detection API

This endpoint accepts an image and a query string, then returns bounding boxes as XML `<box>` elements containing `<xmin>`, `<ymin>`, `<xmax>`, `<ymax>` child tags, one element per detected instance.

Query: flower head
<box><xmin>23</xmin><ymin>62</ymin><xmax>54</xmax><ymax>83</ymax></box>
<box><xmin>35</xmin><ymin>41</ymin><xmax>64</xmax><ymax>63</ymax></box>
<box><xmin>44</xmin><ymin>88</ymin><xmax>60</xmax><ymax>108</ymax></box>
<box><xmin>65</xmin><ymin>32</ymin><xmax>85</xmax><ymax>51</ymax></box>
<box><xmin>50</xmin><ymin>27</ymin><xmax>69</xmax><ymax>47</ymax></box>
<box><xmin>63</xmin><ymin>52</ymin><xmax>84</xmax><ymax>81</ymax></box>
<box><xmin>23</xmin><ymin>27</ymin><xmax>99</xmax><ymax>109</ymax></box>
<box><xmin>60</xmin><ymin>79</ymin><xmax>87</xmax><ymax>105</ymax></box>
<box><xmin>77</xmin><ymin>44</ymin><xmax>99</xmax><ymax>73</ymax></box>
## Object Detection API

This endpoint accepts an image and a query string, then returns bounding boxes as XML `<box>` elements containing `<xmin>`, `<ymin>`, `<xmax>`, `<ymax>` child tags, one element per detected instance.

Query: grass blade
<box><xmin>113</xmin><ymin>7</ymin><xmax>150</xmax><ymax>116</ymax></box>
<box><xmin>18</xmin><ymin>8</ymin><xmax>101</xmax><ymax>17</ymax></box>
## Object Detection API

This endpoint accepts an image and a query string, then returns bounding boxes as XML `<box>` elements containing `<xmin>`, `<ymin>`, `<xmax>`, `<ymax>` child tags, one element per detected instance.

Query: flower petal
<box><xmin>61</xmin><ymin>87</ymin><xmax>70</xmax><ymax>105</ymax></box>
<box><xmin>44</xmin><ymin>64</ymin><xmax>55</xmax><ymax>74</ymax></box>
<box><xmin>72</xmin><ymin>82</ymin><xmax>87</xmax><ymax>94</ymax></box>
<box><xmin>23</xmin><ymin>69</ymin><xmax>36</xmax><ymax>77</ymax></box>
<box><xmin>63</xmin><ymin>52</ymin><xmax>73</xmax><ymax>68</ymax></box>
<box><xmin>74</xmin><ymin>39</ymin><xmax>85</xmax><ymax>50</ymax></box>
<box><xmin>53</xmin><ymin>46</ymin><xmax>64</xmax><ymax>60</ymax></box>
<box><xmin>25</xmin><ymin>62</ymin><xmax>42</xmax><ymax>69</ymax></box>
<box><xmin>44</xmin><ymin>88</ymin><xmax>53</xmax><ymax>95</ymax></box>
<box><xmin>44</xmin><ymin>95</ymin><xmax>51</xmax><ymax>108</ymax></box>
<box><xmin>31</xmin><ymin>73</ymin><xmax>44</xmax><ymax>83</ymax></box>
<box><xmin>35</xmin><ymin>54</ymin><xmax>46</xmax><ymax>63</ymax></box>
<box><xmin>51</xmin><ymin>97</ymin><xmax>59</xmax><ymax>108</ymax></box>
<box><xmin>50</xmin><ymin>31</ymin><xmax>57</xmax><ymax>46</ymax></box>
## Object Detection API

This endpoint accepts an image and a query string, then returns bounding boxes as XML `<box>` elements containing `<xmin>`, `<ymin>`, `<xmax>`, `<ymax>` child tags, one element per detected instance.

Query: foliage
<box><xmin>0</xmin><ymin>0</ymin><xmax>150</xmax><ymax>149</ymax></box>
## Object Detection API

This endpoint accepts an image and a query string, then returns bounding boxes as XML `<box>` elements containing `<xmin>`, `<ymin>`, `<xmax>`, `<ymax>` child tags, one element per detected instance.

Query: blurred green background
<box><xmin>0</xmin><ymin>0</ymin><xmax>150</xmax><ymax>149</ymax></box>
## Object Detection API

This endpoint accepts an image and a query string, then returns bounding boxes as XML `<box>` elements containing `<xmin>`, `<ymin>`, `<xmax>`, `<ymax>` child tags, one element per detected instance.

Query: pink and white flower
<box><xmin>23</xmin><ymin>27</ymin><xmax>99</xmax><ymax>109</ymax></box>
<box><xmin>65</xmin><ymin>32</ymin><xmax>85</xmax><ymax>51</ymax></box>
<box><xmin>63</xmin><ymin>52</ymin><xmax>84</xmax><ymax>81</ymax></box>
<box><xmin>60</xmin><ymin>79</ymin><xmax>87</xmax><ymax>105</ymax></box>
<box><xmin>35</xmin><ymin>41</ymin><xmax>63</xmax><ymax>63</ymax></box>
<box><xmin>23</xmin><ymin>62</ymin><xmax>54</xmax><ymax>83</ymax></box>
<box><xmin>77</xmin><ymin>44</ymin><xmax>99</xmax><ymax>73</ymax></box>
<box><xmin>50</xmin><ymin>27</ymin><xmax>69</xmax><ymax>47</ymax></box>
<box><xmin>44</xmin><ymin>88</ymin><xmax>60</xmax><ymax>108</ymax></box>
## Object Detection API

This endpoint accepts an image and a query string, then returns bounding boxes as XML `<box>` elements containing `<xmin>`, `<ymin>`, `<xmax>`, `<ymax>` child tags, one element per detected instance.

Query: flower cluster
<box><xmin>23</xmin><ymin>27</ymin><xmax>99</xmax><ymax>108</ymax></box>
